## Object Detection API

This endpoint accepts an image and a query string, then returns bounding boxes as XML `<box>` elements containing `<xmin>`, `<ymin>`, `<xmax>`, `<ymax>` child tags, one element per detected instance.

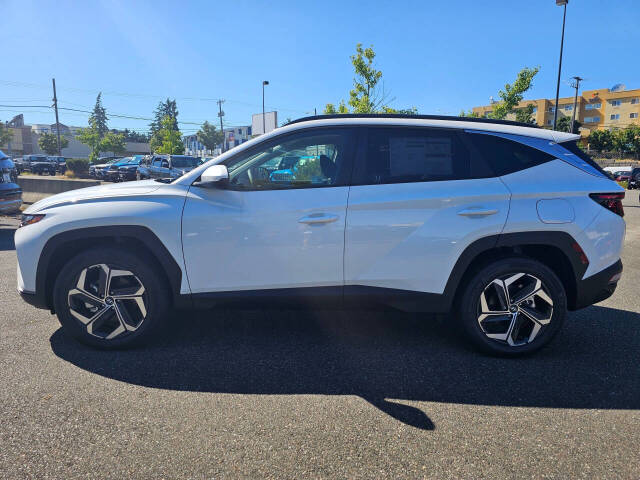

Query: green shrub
<box><xmin>617</xmin><ymin>180</ymin><xmax>629</xmax><ymax>189</ymax></box>
<box><xmin>66</xmin><ymin>158</ymin><xmax>90</xmax><ymax>175</ymax></box>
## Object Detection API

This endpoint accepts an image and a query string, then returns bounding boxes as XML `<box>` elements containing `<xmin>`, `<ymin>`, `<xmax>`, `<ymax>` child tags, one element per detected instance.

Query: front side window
<box><xmin>224</xmin><ymin>128</ymin><xmax>354</xmax><ymax>190</ymax></box>
<box><xmin>354</xmin><ymin>128</ymin><xmax>480</xmax><ymax>185</ymax></box>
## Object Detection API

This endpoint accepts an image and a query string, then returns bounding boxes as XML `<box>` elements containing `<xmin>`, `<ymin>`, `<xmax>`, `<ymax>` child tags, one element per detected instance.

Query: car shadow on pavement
<box><xmin>50</xmin><ymin>304</ymin><xmax>640</xmax><ymax>431</ymax></box>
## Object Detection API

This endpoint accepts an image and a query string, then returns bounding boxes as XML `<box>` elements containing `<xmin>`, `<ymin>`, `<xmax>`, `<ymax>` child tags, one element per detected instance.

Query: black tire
<box><xmin>456</xmin><ymin>256</ymin><xmax>567</xmax><ymax>356</ymax></box>
<box><xmin>53</xmin><ymin>247</ymin><xmax>170</xmax><ymax>349</ymax></box>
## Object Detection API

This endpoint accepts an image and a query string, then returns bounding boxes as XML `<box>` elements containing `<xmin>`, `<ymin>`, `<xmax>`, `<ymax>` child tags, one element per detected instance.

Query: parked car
<box><xmin>89</xmin><ymin>158</ymin><xmax>120</xmax><ymax>179</ymax></box>
<box><xmin>15</xmin><ymin>114</ymin><xmax>625</xmax><ymax>355</ymax></box>
<box><xmin>0</xmin><ymin>150</ymin><xmax>22</xmax><ymax>213</ymax></box>
<box><xmin>31</xmin><ymin>156</ymin><xmax>58</xmax><ymax>175</ymax></box>
<box><xmin>47</xmin><ymin>156</ymin><xmax>66</xmax><ymax>174</ymax></box>
<box><xmin>116</xmin><ymin>155</ymin><xmax>145</xmax><ymax>182</ymax></box>
<box><xmin>614</xmin><ymin>171</ymin><xmax>631</xmax><ymax>182</ymax></box>
<box><xmin>136</xmin><ymin>154</ymin><xmax>201</xmax><ymax>181</ymax></box>
<box><xmin>627</xmin><ymin>167</ymin><xmax>640</xmax><ymax>189</ymax></box>
<box><xmin>15</xmin><ymin>154</ymin><xmax>51</xmax><ymax>174</ymax></box>
<box><xmin>102</xmin><ymin>157</ymin><xmax>142</xmax><ymax>182</ymax></box>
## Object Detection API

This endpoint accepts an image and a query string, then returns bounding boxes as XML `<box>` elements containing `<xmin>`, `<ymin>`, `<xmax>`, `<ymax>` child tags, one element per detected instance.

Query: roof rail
<box><xmin>285</xmin><ymin>113</ymin><xmax>539</xmax><ymax>129</ymax></box>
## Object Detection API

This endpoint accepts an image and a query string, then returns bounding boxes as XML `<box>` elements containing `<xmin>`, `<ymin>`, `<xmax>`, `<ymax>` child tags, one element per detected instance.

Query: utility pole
<box><xmin>217</xmin><ymin>99</ymin><xmax>225</xmax><ymax>153</ymax></box>
<box><xmin>52</xmin><ymin>78</ymin><xmax>62</xmax><ymax>155</ymax></box>
<box><xmin>570</xmin><ymin>76</ymin><xmax>583</xmax><ymax>134</ymax></box>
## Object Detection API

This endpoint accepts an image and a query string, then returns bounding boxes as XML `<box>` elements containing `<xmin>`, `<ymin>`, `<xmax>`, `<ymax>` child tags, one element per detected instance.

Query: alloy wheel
<box><xmin>477</xmin><ymin>273</ymin><xmax>553</xmax><ymax>346</ymax></box>
<box><xmin>67</xmin><ymin>264</ymin><xmax>147</xmax><ymax>340</ymax></box>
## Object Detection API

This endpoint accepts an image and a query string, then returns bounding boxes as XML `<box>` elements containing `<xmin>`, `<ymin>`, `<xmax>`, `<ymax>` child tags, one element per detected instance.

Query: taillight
<box><xmin>589</xmin><ymin>192</ymin><xmax>625</xmax><ymax>217</ymax></box>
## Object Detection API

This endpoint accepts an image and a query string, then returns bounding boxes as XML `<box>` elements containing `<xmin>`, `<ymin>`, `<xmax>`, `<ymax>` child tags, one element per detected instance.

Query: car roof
<box><xmin>284</xmin><ymin>114</ymin><xmax>579</xmax><ymax>143</ymax></box>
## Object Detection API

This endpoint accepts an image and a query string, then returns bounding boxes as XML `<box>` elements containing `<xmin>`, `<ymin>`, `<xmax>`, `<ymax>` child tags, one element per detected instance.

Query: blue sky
<box><xmin>2</xmin><ymin>0</ymin><xmax>639</xmax><ymax>134</ymax></box>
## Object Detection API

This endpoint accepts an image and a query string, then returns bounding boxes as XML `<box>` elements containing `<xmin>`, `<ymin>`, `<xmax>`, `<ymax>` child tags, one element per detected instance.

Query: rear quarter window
<box><xmin>468</xmin><ymin>133</ymin><xmax>556</xmax><ymax>176</ymax></box>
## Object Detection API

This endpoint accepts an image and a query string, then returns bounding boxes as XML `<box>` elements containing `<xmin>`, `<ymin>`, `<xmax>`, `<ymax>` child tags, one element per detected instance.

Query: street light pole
<box><xmin>553</xmin><ymin>0</ymin><xmax>568</xmax><ymax>131</ymax></box>
<box><xmin>262</xmin><ymin>80</ymin><xmax>269</xmax><ymax>134</ymax></box>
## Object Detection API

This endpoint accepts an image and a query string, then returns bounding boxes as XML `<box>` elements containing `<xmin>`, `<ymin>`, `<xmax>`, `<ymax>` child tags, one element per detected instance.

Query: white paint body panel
<box><xmin>499</xmin><ymin>159</ymin><xmax>625</xmax><ymax>279</ymax></box>
<box><xmin>345</xmin><ymin>178</ymin><xmax>510</xmax><ymax>294</ymax></box>
<box><xmin>15</xmin><ymin>181</ymin><xmax>190</xmax><ymax>293</ymax></box>
<box><xmin>181</xmin><ymin>186</ymin><xmax>349</xmax><ymax>293</ymax></box>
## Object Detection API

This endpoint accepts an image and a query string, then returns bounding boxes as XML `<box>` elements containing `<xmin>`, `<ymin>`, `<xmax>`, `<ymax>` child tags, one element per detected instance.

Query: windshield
<box><xmin>171</xmin><ymin>156</ymin><xmax>199</xmax><ymax>168</ymax></box>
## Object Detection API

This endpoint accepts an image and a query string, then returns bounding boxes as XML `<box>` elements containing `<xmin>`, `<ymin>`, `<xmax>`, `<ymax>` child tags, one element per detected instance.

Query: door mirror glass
<box><xmin>199</xmin><ymin>164</ymin><xmax>229</xmax><ymax>186</ymax></box>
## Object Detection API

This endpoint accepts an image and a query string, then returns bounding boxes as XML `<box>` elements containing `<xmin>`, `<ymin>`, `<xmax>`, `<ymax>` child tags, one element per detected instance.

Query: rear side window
<box><xmin>559</xmin><ymin>140</ymin><xmax>608</xmax><ymax>177</ymax></box>
<box><xmin>469</xmin><ymin>133</ymin><xmax>555</xmax><ymax>176</ymax></box>
<box><xmin>355</xmin><ymin>128</ymin><xmax>474</xmax><ymax>185</ymax></box>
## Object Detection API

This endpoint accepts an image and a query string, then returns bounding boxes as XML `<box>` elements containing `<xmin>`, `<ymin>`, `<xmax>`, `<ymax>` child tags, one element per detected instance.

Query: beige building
<box><xmin>472</xmin><ymin>86</ymin><xmax>640</xmax><ymax>137</ymax></box>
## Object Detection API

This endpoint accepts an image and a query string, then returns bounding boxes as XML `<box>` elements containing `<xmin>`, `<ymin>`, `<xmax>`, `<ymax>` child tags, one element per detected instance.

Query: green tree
<box><xmin>150</xmin><ymin>99</ymin><xmax>178</xmax><ymax>137</ymax></box>
<box><xmin>0</xmin><ymin>122</ymin><xmax>13</xmax><ymax>147</ymax></box>
<box><xmin>627</xmin><ymin>125</ymin><xmax>640</xmax><ymax>155</ymax></box>
<box><xmin>515</xmin><ymin>104</ymin><xmax>536</xmax><ymax>124</ymax></box>
<box><xmin>323</xmin><ymin>100</ymin><xmax>349</xmax><ymax>114</ymax></box>
<box><xmin>101</xmin><ymin>131</ymin><xmax>126</xmax><ymax>156</ymax></box>
<box><xmin>488</xmin><ymin>67</ymin><xmax>540</xmax><ymax>120</ymax></box>
<box><xmin>89</xmin><ymin>93</ymin><xmax>109</xmax><ymax>138</ymax></box>
<box><xmin>152</xmin><ymin>116</ymin><xmax>184</xmax><ymax>155</ymax></box>
<box><xmin>38</xmin><ymin>132</ymin><xmax>69</xmax><ymax>155</ymax></box>
<box><xmin>459</xmin><ymin>110</ymin><xmax>481</xmax><ymax>118</ymax></box>
<box><xmin>556</xmin><ymin>116</ymin><xmax>582</xmax><ymax>133</ymax></box>
<box><xmin>324</xmin><ymin>44</ymin><xmax>415</xmax><ymax>115</ymax></box>
<box><xmin>196</xmin><ymin>121</ymin><xmax>223</xmax><ymax>151</ymax></box>
<box><xmin>76</xmin><ymin>121</ymin><xmax>103</xmax><ymax>163</ymax></box>
<box><xmin>587</xmin><ymin>129</ymin><xmax>614</xmax><ymax>152</ymax></box>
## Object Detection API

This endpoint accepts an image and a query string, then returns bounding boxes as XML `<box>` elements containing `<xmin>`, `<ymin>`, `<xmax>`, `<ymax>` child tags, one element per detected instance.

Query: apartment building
<box><xmin>472</xmin><ymin>85</ymin><xmax>640</xmax><ymax>136</ymax></box>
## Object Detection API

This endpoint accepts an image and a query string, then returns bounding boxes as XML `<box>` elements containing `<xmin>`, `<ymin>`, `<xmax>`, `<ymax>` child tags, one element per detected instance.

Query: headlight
<box><xmin>19</xmin><ymin>214</ymin><xmax>45</xmax><ymax>228</ymax></box>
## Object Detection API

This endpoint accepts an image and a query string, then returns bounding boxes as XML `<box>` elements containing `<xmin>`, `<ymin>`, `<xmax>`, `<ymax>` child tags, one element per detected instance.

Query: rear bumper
<box><xmin>571</xmin><ymin>259</ymin><xmax>622</xmax><ymax>310</ymax></box>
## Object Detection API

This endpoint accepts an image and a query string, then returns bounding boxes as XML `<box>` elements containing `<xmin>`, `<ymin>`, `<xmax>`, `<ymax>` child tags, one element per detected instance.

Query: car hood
<box><xmin>24</xmin><ymin>180</ymin><xmax>162</xmax><ymax>213</ymax></box>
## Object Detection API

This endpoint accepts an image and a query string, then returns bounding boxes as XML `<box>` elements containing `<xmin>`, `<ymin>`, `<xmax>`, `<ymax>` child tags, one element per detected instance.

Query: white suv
<box><xmin>15</xmin><ymin>115</ymin><xmax>625</xmax><ymax>355</ymax></box>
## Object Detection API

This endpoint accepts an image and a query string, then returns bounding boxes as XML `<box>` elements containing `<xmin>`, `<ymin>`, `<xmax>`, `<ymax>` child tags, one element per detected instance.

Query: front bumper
<box><xmin>572</xmin><ymin>259</ymin><xmax>623</xmax><ymax>310</ymax></box>
<box><xmin>18</xmin><ymin>288</ymin><xmax>49</xmax><ymax>310</ymax></box>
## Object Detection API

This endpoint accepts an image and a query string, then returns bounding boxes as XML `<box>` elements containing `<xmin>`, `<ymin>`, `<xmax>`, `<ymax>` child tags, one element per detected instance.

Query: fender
<box><xmin>34</xmin><ymin>225</ymin><xmax>184</xmax><ymax>310</ymax></box>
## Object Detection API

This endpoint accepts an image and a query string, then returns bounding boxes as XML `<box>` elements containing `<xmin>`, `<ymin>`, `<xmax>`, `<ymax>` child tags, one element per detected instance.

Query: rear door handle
<box><xmin>457</xmin><ymin>208</ymin><xmax>498</xmax><ymax>217</ymax></box>
<box><xmin>298</xmin><ymin>213</ymin><xmax>339</xmax><ymax>224</ymax></box>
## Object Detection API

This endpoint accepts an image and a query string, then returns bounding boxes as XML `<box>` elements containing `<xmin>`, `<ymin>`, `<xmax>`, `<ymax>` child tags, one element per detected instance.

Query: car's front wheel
<box><xmin>53</xmin><ymin>247</ymin><xmax>169</xmax><ymax>349</ymax></box>
<box><xmin>457</xmin><ymin>257</ymin><xmax>567</xmax><ymax>356</ymax></box>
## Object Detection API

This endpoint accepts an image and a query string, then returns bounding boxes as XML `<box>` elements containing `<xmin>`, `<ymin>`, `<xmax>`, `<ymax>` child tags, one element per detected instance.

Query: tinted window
<box><xmin>469</xmin><ymin>133</ymin><xmax>555</xmax><ymax>176</ymax></box>
<box><xmin>171</xmin><ymin>156</ymin><xmax>199</xmax><ymax>168</ymax></box>
<box><xmin>225</xmin><ymin>128</ymin><xmax>354</xmax><ymax>190</ymax></box>
<box><xmin>355</xmin><ymin>128</ymin><xmax>478</xmax><ymax>185</ymax></box>
<box><xmin>560</xmin><ymin>140</ymin><xmax>608</xmax><ymax>177</ymax></box>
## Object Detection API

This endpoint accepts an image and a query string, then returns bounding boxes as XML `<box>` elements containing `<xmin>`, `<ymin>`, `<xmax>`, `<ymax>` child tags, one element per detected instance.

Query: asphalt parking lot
<box><xmin>1</xmin><ymin>199</ymin><xmax>639</xmax><ymax>479</ymax></box>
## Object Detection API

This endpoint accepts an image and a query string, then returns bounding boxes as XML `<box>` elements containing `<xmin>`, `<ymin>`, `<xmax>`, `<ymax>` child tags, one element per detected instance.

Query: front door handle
<box><xmin>457</xmin><ymin>208</ymin><xmax>499</xmax><ymax>217</ymax></box>
<box><xmin>298</xmin><ymin>213</ymin><xmax>339</xmax><ymax>224</ymax></box>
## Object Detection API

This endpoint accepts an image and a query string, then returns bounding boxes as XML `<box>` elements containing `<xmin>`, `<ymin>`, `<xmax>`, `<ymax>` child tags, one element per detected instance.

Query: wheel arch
<box><xmin>444</xmin><ymin>231</ymin><xmax>587</xmax><ymax>312</ymax></box>
<box><xmin>36</xmin><ymin>225</ymin><xmax>184</xmax><ymax>312</ymax></box>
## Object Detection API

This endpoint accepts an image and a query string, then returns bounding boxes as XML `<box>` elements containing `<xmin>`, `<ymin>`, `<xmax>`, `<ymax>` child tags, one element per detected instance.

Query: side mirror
<box><xmin>198</xmin><ymin>164</ymin><xmax>229</xmax><ymax>186</ymax></box>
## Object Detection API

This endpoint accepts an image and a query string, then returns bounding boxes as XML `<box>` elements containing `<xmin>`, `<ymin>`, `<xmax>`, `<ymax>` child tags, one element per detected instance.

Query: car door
<box><xmin>149</xmin><ymin>157</ymin><xmax>168</xmax><ymax>179</ymax></box>
<box><xmin>345</xmin><ymin>126</ymin><xmax>511</xmax><ymax>298</ymax></box>
<box><xmin>181</xmin><ymin>127</ymin><xmax>357</xmax><ymax>296</ymax></box>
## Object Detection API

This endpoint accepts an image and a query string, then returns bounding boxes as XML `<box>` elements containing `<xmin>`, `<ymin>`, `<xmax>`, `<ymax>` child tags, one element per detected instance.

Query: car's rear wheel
<box><xmin>53</xmin><ymin>247</ymin><xmax>169</xmax><ymax>349</ymax></box>
<box><xmin>457</xmin><ymin>257</ymin><xmax>567</xmax><ymax>356</ymax></box>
